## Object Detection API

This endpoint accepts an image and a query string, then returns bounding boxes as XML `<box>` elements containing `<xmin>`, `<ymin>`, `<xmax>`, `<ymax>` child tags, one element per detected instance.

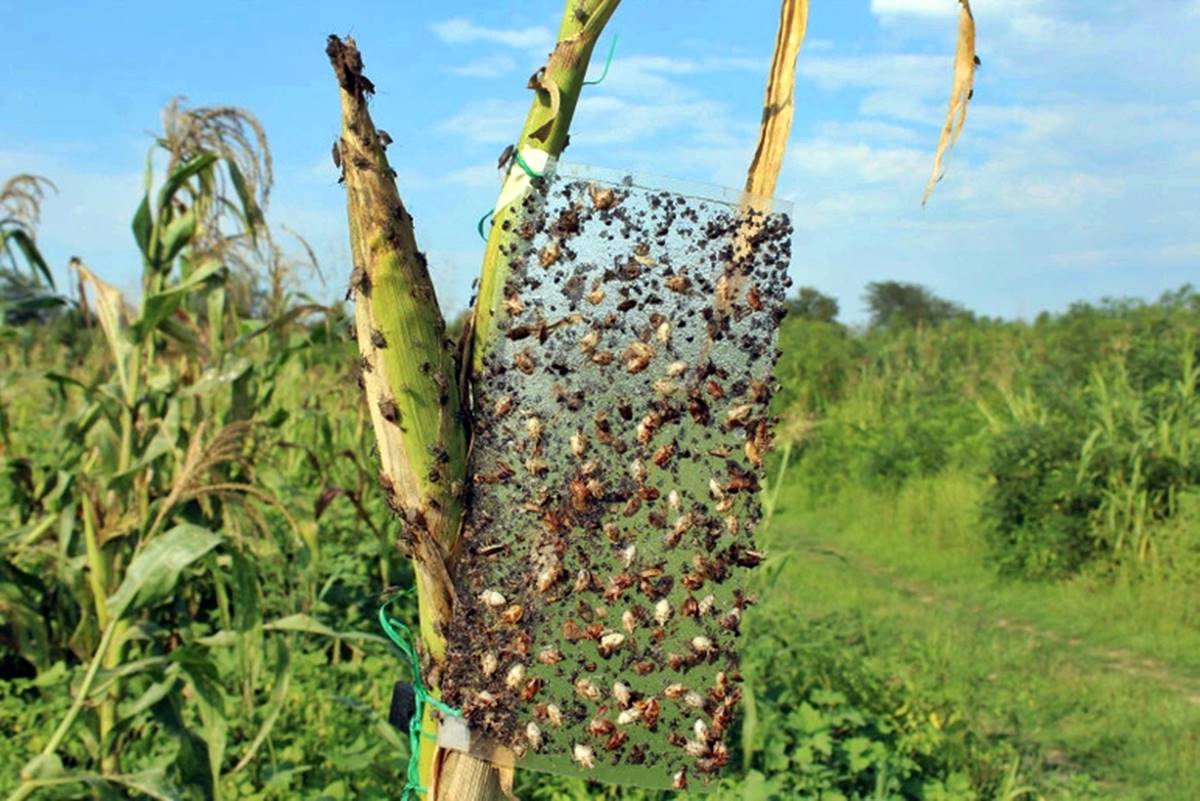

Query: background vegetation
<box><xmin>2</xmin><ymin>122</ymin><xmax>1198</xmax><ymax>798</ymax></box>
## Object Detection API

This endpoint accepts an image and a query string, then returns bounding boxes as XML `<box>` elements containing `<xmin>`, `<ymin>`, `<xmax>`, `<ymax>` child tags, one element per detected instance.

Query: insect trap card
<box><xmin>441</xmin><ymin>164</ymin><xmax>792</xmax><ymax>791</ymax></box>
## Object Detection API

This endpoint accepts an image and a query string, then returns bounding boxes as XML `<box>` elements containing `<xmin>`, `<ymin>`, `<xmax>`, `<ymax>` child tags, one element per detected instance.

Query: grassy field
<box><xmin>765</xmin><ymin>472</ymin><xmax>1200</xmax><ymax>800</ymax></box>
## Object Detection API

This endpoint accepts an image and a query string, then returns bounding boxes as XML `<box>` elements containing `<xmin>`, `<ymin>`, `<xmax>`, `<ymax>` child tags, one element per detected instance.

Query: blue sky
<box><xmin>2</xmin><ymin>0</ymin><xmax>1198</xmax><ymax>322</ymax></box>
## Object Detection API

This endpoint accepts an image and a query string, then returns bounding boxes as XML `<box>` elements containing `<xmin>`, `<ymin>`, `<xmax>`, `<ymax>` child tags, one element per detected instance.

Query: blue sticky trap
<box><xmin>444</xmin><ymin>164</ymin><xmax>792</xmax><ymax>792</ymax></box>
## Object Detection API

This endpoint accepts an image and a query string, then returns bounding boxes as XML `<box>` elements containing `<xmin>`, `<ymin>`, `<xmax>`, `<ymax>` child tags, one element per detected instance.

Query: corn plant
<box><xmin>0</xmin><ymin>175</ymin><xmax>67</xmax><ymax>329</ymax></box>
<box><xmin>0</xmin><ymin>101</ymin><xmax>342</xmax><ymax>801</ymax></box>
<box><xmin>326</xmin><ymin>0</ymin><xmax>976</xmax><ymax>798</ymax></box>
<box><xmin>1079</xmin><ymin>344</ymin><xmax>1200</xmax><ymax>565</ymax></box>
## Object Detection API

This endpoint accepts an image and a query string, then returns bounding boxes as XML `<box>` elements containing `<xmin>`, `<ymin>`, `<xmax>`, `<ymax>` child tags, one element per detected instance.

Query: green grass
<box><xmin>763</xmin><ymin>470</ymin><xmax>1200</xmax><ymax>799</ymax></box>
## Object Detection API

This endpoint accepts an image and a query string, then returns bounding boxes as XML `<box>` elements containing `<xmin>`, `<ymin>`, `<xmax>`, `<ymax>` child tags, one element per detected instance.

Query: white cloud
<box><xmin>444</xmin><ymin>163</ymin><xmax>500</xmax><ymax>189</ymax></box>
<box><xmin>448</xmin><ymin>54</ymin><xmax>516</xmax><ymax>79</ymax></box>
<box><xmin>430</xmin><ymin>18</ymin><xmax>554</xmax><ymax>51</ymax></box>
<box><xmin>571</xmin><ymin>95</ymin><xmax>738</xmax><ymax>147</ymax></box>
<box><xmin>788</xmin><ymin>139</ymin><xmax>927</xmax><ymax>184</ymax></box>
<box><xmin>436</xmin><ymin>99</ymin><xmax>527</xmax><ymax>146</ymax></box>
<box><xmin>435</xmin><ymin>50</ymin><xmax>761</xmax><ymax>160</ymax></box>
<box><xmin>871</xmin><ymin>0</ymin><xmax>961</xmax><ymax>17</ymax></box>
<box><xmin>1158</xmin><ymin>242</ymin><xmax>1200</xmax><ymax>261</ymax></box>
<box><xmin>871</xmin><ymin>0</ymin><xmax>1042</xmax><ymax>17</ymax></box>
<box><xmin>800</xmin><ymin>53</ymin><xmax>949</xmax><ymax>94</ymax></box>
<box><xmin>570</xmin><ymin>54</ymin><xmax>764</xmax><ymax>98</ymax></box>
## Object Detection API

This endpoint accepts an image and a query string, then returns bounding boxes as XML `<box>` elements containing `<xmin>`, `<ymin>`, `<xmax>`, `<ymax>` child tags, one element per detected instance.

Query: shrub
<box><xmin>983</xmin><ymin>419</ymin><xmax>1102</xmax><ymax>578</ymax></box>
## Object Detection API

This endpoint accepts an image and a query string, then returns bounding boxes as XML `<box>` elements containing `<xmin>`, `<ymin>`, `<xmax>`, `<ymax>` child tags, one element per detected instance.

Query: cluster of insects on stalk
<box><xmin>438</xmin><ymin>171</ymin><xmax>791</xmax><ymax>788</ymax></box>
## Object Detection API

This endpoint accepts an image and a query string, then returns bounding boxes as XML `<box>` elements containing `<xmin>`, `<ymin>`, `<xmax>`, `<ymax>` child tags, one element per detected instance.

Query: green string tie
<box><xmin>476</xmin><ymin>208</ymin><xmax>494</xmax><ymax>242</ymax></box>
<box><xmin>379</xmin><ymin>595</ymin><xmax>462</xmax><ymax>800</ymax></box>
<box><xmin>476</xmin><ymin>148</ymin><xmax>549</xmax><ymax>241</ymax></box>
<box><xmin>583</xmin><ymin>35</ymin><xmax>618</xmax><ymax>86</ymax></box>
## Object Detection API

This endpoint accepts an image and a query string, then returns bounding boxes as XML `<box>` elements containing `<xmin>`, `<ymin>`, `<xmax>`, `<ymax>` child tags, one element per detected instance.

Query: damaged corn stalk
<box><xmin>326</xmin><ymin>36</ymin><xmax>465</xmax><ymax>660</ymax></box>
<box><xmin>326</xmin><ymin>37</ymin><xmax>475</xmax><ymax>796</ymax></box>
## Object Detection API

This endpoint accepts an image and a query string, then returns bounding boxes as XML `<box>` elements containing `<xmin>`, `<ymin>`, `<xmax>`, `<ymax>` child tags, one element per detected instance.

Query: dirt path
<box><xmin>797</xmin><ymin>541</ymin><xmax>1200</xmax><ymax>707</ymax></box>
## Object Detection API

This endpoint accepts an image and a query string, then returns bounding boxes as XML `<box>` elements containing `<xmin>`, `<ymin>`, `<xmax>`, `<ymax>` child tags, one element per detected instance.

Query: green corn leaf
<box><xmin>132</xmin><ymin>195</ymin><xmax>153</xmax><ymax>259</ymax></box>
<box><xmin>3</xmin><ymin>228</ymin><xmax>55</xmax><ymax>287</ymax></box>
<box><xmin>156</xmin><ymin>152</ymin><xmax>218</xmax><ymax>216</ymax></box>
<box><xmin>108</xmin><ymin>428</ymin><xmax>173</xmax><ymax>487</ymax></box>
<box><xmin>226</xmin><ymin>159</ymin><xmax>264</xmax><ymax>240</ymax></box>
<box><xmin>87</xmin><ymin>656</ymin><xmax>170</xmax><ymax>699</ymax></box>
<box><xmin>262</xmin><ymin>613</ymin><xmax>336</xmax><ymax>638</ymax></box>
<box><xmin>156</xmin><ymin>310</ymin><xmax>202</xmax><ymax>350</ymax></box>
<box><xmin>262</xmin><ymin>613</ymin><xmax>389</xmax><ymax>645</ymax></box>
<box><xmin>159</xmin><ymin>208</ymin><xmax>197</xmax><ymax>267</ymax></box>
<box><xmin>116</xmin><ymin>670</ymin><xmax>180</xmax><ymax>723</ymax></box>
<box><xmin>206</xmin><ymin>285</ymin><xmax>226</xmax><ymax>361</ymax></box>
<box><xmin>106</xmin><ymin>770</ymin><xmax>182</xmax><ymax>801</ymax></box>
<box><xmin>229</xmin><ymin>642</ymin><xmax>290</xmax><ymax>775</ymax></box>
<box><xmin>228</xmin><ymin>303</ymin><xmax>325</xmax><ymax>352</ymax></box>
<box><xmin>172</xmin><ymin>645</ymin><xmax>228</xmax><ymax>795</ymax></box>
<box><xmin>106</xmin><ymin>524</ymin><xmax>221</xmax><ymax>620</ymax></box>
<box><xmin>181</xmin><ymin>355</ymin><xmax>252</xmax><ymax>398</ymax></box>
<box><xmin>131</xmin><ymin>257</ymin><xmax>223</xmax><ymax>343</ymax></box>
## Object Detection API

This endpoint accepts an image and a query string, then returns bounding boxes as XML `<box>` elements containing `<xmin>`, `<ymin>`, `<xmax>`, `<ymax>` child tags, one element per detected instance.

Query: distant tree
<box><xmin>864</xmin><ymin>281</ymin><xmax>970</xmax><ymax>329</ymax></box>
<box><xmin>787</xmin><ymin>286</ymin><xmax>840</xmax><ymax>323</ymax></box>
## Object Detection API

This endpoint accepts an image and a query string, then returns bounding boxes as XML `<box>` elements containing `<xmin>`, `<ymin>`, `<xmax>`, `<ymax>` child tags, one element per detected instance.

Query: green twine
<box><xmin>476</xmin><ymin>147</ymin><xmax>549</xmax><ymax>241</ymax></box>
<box><xmin>378</xmin><ymin>595</ymin><xmax>462</xmax><ymax>799</ymax></box>
<box><xmin>477</xmin><ymin>208</ymin><xmax>494</xmax><ymax>242</ymax></box>
<box><xmin>583</xmin><ymin>35</ymin><xmax>618</xmax><ymax>86</ymax></box>
<box><xmin>512</xmin><ymin>149</ymin><xmax>545</xmax><ymax>180</ymax></box>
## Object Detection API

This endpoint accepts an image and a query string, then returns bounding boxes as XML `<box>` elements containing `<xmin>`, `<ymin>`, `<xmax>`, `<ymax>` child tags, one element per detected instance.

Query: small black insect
<box><xmin>332</xmin><ymin>139</ymin><xmax>342</xmax><ymax>169</ymax></box>
<box><xmin>346</xmin><ymin>266</ymin><xmax>370</xmax><ymax>301</ymax></box>
<box><xmin>574</xmin><ymin>4</ymin><xmax>589</xmax><ymax>24</ymax></box>
<box><xmin>371</xmin><ymin>328</ymin><xmax>387</xmax><ymax>348</ymax></box>
<box><xmin>378</xmin><ymin>397</ymin><xmax>400</xmax><ymax>424</ymax></box>
<box><xmin>497</xmin><ymin>143</ymin><xmax>515</xmax><ymax>171</ymax></box>
<box><xmin>378</xmin><ymin>129</ymin><xmax>393</xmax><ymax>148</ymax></box>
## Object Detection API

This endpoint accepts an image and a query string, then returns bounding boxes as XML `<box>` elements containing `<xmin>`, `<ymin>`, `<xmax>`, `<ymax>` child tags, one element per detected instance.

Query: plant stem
<box><xmin>30</xmin><ymin>619</ymin><xmax>119</xmax><ymax>771</ymax></box>
<box><xmin>745</xmin><ymin>0</ymin><xmax>808</xmax><ymax>200</ymax></box>
<box><xmin>327</xmin><ymin>35</ymin><xmax>466</xmax><ymax>662</ymax></box>
<box><xmin>82</xmin><ymin>497</ymin><xmax>120</xmax><ymax>776</ymax></box>
<box><xmin>470</xmin><ymin>0</ymin><xmax>621</xmax><ymax>378</ymax></box>
<box><xmin>327</xmin><ymin>2</ymin><xmax>621</xmax><ymax>795</ymax></box>
<box><xmin>326</xmin><ymin>34</ymin><xmax>492</xmax><ymax>800</ymax></box>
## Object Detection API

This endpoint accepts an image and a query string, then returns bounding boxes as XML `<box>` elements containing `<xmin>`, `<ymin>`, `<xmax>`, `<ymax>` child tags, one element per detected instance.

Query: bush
<box><xmin>983</xmin><ymin>419</ymin><xmax>1102</xmax><ymax>578</ymax></box>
